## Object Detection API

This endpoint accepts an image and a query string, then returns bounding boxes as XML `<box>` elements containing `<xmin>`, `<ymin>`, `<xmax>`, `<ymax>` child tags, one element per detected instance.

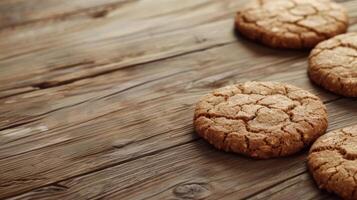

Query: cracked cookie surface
<box><xmin>194</xmin><ymin>82</ymin><xmax>328</xmax><ymax>159</ymax></box>
<box><xmin>309</xmin><ymin>33</ymin><xmax>357</xmax><ymax>97</ymax></box>
<box><xmin>235</xmin><ymin>0</ymin><xmax>348</xmax><ymax>49</ymax></box>
<box><xmin>308</xmin><ymin>125</ymin><xmax>357</xmax><ymax>200</ymax></box>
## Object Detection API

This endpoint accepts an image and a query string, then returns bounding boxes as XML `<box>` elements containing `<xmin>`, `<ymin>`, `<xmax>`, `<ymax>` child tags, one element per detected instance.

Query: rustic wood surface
<box><xmin>0</xmin><ymin>0</ymin><xmax>356</xmax><ymax>199</ymax></box>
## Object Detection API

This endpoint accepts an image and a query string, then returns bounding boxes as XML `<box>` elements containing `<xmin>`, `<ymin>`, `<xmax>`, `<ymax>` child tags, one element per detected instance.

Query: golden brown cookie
<box><xmin>194</xmin><ymin>82</ymin><xmax>328</xmax><ymax>159</ymax></box>
<box><xmin>308</xmin><ymin>125</ymin><xmax>357</xmax><ymax>200</ymax></box>
<box><xmin>308</xmin><ymin>33</ymin><xmax>357</xmax><ymax>97</ymax></box>
<box><xmin>235</xmin><ymin>0</ymin><xmax>348</xmax><ymax>49</ymax></box>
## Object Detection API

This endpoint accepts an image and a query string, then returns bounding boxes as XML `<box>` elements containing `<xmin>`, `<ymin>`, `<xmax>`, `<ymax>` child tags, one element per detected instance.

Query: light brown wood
<box><xmin>0</xmin><ymin>0</ymin><xmax>245</xmax><ymax>91</ymax></box>
<box><xmin>0</xmin><ymin>0</ymin><xmax>124</xmax><ymax>28</ymax></box>
<box><xmin>0</xmin><ymin>0</ymin><xmax>357</xmax><ymax>199</ymax></box>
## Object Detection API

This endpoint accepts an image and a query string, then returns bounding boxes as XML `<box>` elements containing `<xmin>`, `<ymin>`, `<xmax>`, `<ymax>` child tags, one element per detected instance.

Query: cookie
<box><xmin>308</xmin><ymin>125</ymin><xmax>357</xmax><ymax>200</ymax></box>
<box><xmin>194</xmin><ymin>81</ymin><xmax>328</xmax><ymax>159</ymax></box>
<box><xmin>235</xmin><ymin>0</ymin><xmax>348</xmax><ymax>49</ymax></box>
<box><xmin>308</xmin><ymin>33</ymin><xmax>357</xmax><ymax>97</ymax></box>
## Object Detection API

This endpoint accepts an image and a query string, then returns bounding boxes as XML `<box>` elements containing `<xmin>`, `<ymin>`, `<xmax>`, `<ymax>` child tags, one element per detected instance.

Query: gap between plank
<box><xmin>0</xmin><ymin>40</ymin><xmax>235</xmax><ymax>101</ymax></box>
<box><xmin>3</xmin><ymin>138</ymin><xmax>201</xmax><ymax>199</ymax></box>
<box><xmin>243</xmin><ymin>170</ymin><xmax>308</xmax><ymax>200</ymax></box>
<box><xmin>0</xmin><ymin>69</ymin><xmax>193</xmax><ymax>134</ymax></box>
<box><xmin>31</xmin><ymin>41</ymin><xmax>234</xmax><ymax>90</ymax></box>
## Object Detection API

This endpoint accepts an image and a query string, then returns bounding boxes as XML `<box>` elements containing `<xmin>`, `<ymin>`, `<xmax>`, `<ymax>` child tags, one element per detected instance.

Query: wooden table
<box><xmin>0</xmin><ymin>0</ymin><xmax>356</xmax><ymax>199</ymax></box>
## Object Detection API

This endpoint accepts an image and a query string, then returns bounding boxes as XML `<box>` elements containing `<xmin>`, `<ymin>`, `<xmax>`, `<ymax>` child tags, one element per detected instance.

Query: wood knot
<box><xmin>91</xmin><ymin>9</ymin><xmax>109</xmax><ymax>18</ymax></box>
<box><xmin>90</xmin><ymin>6</ymin><xmax>117</xmax><ymax>19</ymax></box>
<box><xmin>173</xmin><ymin>182</ymin><xmax>211</xmax><ymax>199</ymax></box>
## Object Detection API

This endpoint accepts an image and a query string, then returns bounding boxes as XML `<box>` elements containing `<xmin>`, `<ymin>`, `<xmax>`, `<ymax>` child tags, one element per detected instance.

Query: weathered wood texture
<box><xmin>0</xmin><ymin>0</ymin><xmax>356</xmax><ymax>199</ymax></box>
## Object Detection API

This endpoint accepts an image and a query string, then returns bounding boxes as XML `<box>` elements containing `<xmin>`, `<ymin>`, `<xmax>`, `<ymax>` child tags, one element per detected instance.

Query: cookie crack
<box><xmin>340</xmin><ymin>42</ymin><xmax>357</xmax><ymax>52</ymax></box>
<box><xmin>287</xmin><ymin>20</ymin><xmax>327</xmax><ymax>39</ymax></box>
<box><xmin>281</xmin><ymin>124</ymin><xmax>305</xmax><ymax>147</ymax></box>
<box><xmin>211</xmin><ymin>88</ymin><xmax>317</xmax><ymax>109</ymax></box>
<box><xmin>340</xmin><ymin>129</ymin><xmax>355</xmax><ymax>137</ymax></box>
<box><xmin>311</xmin><ymin>38</ymin><xmax>357</xmax><ymax>60</ymax></box>
<box><xmin>196</xmin><ymin>107</ymin><xmax>307</xmax><ymax>154</ymax></box>
<box><xmin>295</xmin><ymin>128</ymin><xmax>307</xmax><ymax>146</ymax></box>
<box><xmin>198</xmin><ymin>102</ymin><xmax>299</xmax><ymax>129</ymax></box>
<box><xmin>311</xmin><ymin>147</ymin><xmax>357</xmax><ymax>161</ymax></box>
<box><xmin>323</xmin><ymin>13</ymin><xmax>349</xmax><ymax>25</ymax></box>
<box><xmin>325</xmin><ymin>161</ymin><xmax>344</xmax><ymax>188</ymax></box>
<box><xmin>311</xmin><ymin>161</ymin><xmax>329</xmax><ymax>172</ymax></box>
<box><xmin>197</xmin><ymin>89</ymin><xmax>325</xmax><ymax>149</ymax></box>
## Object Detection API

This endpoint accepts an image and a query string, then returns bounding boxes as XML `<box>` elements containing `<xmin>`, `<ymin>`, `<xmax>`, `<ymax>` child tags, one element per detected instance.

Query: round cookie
<box><xmin>308</xmin><ymin>33</ymin><xmax>357</xmax><ymax>97</ymax></box>
<box><xmin>308</xmin><ymin>125</ymin><xmax>357</xmax><ymax>200</ymax></box>
<box><xmin>235</xmin><ymin>0</ymin><xmax>348</xmax><ymax>49</ymax></box>
<box><xmin>194</xmin><ymin>81</ymin><xmax>328</xmax><ymax>159</ymax></box>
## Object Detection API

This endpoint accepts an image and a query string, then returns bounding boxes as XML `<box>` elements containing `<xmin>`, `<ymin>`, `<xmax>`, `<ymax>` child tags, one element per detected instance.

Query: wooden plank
<box><xmin>0</xmin><ymin>0</ymin><xmax>351</xmax><ymax>29</ymax></box>
<box><xmin>0</xmin><ymin>0</ymin><xmax>356</xmax><ymax>199</ymax></box>
<box><xmin>6</xmin><ymin>98</ymin><xmax>356</xmax><ymax>200</ymax></box>
<box><xmin>246</xmin><ymin>173</ymin><xmax>338</xmax><ymax>200</ymax></box>
<box><xmin>0</xmin><ymin>0</ymin><xmax>131</xmax><ymax>29</ymax></box>
<box><xmin>0</xmin><ymin>18</ymin><xmax>236</xmax><ymax>92</ymax></box>
<box><xmin>6</xmin><ymin>142</ymin><xmax>308</xmax><ymax>200</ymax></box>
<box><xmin>0</xmin><ymin>42</ymin><xmax>355</xmax><ymax>198</ymax></box>
<box><xmin>0</xmin><ymin>0</ymin><xmax>356</xmax><ymax>93</ymax></box>
<box><xmin>0</xmin><ymin>44</ymin><xmax>311</xmax><ymax>195</ymax></box>
<box><xmin>4</xmin><ymin>0</ymin><xmax>356</xmax><ymax>129</ymax></box>
<box><xmin>1</xmin><ymin>4</ymin><xmax>357</xmax><ymax>192</ymax></box>
<box><xmin>0</xmin><ymin>0</ymin><xmax>234</xmax><ymax>30</ymax></box>
<box><xmin>0</xmin><ymin>41</ymin><xmax>312</xmax><ymax>130</ymax></box>
<box><xmin>0</xmin><ymin>44</ymin><xmax>335</xmax><ymax>152</ymax></box>
<box><xmin>0</xmin><ymin>0</ymin><xmax>249</xmax><ymax>92</ymax></box>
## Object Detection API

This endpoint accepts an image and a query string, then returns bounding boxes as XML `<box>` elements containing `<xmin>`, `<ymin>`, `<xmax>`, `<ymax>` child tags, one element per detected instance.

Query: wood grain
<box><xmin>0</xmin><ymin>0</ymin><xmax>246</xmax><ymax>92</ymax></box>
<box><xmin>0</xmin><ymin>0</ymin><xmax>129</xmax><ymax>29</ymax></box>
<box><xmin>6</xmin><ymin>97</ymin><xmax>356</xmax><ymax>200</ymax></box>
<box><xmin>0</xmin><ymin>0</ymin><xmax>356</xmax><ymax>199</ymax></box>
